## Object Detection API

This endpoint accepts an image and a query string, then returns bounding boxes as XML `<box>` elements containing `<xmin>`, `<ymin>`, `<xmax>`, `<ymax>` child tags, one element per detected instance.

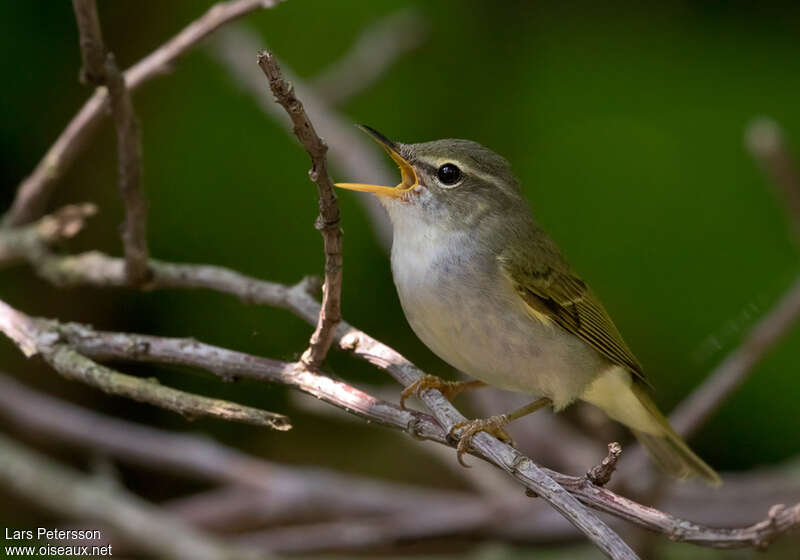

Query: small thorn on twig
<box><xmin>586</xmin><ymin>442</ymin><xmax>622</xmax><ymax>487</ymax></box>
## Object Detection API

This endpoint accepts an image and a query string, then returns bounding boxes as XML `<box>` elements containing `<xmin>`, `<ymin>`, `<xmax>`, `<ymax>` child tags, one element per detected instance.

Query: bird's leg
<box><xmin>450</xmin><ymin>397</ymin><xmax>552</xmax><ymax>466</ymax></box>
<box><xmin>400</xmin><ymin>375</ymin><xmax>486</xmax><ymax>409</ymax></box>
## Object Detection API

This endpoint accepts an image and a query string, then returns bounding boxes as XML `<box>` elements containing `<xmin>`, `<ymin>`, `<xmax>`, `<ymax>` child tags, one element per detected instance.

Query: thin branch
<box><xmin>71</xmin><ymin>0</ymin><xmax>106</xmax><ymax>84</ymax></box>
<box><xmin>3</xmin><ymin>0</ymin><xmax>284</xmax><ymax>228</ymax></box>
<box><xmin>55</xmin><ymin>324</ymin><xmax>446</xmax><ymax>441</ymax></box>
<box><xmin>71</xmin><ymin>0</ymin><xmax>149</xmax><ymax>284</ymax></box>
<box><xmin>309</xmin><ymin>9</ymin><xmax>428</xmax><ymax>106</ymax></box>
<box><xmin>2</xmin><ymin>228</ymin><xmax>798</xmax><ymax>550</ymax></box>
<box><xmin>0</xmin><ymin>433</ymin><xmax>266</xmax><ymax>560</ymax></box>
<box><xmin>4</xmin><ymin>285</ymin><xmax>800</xmax><ymax>550</ymax></box>
<box><xmin>257</xmin><ymin>50</ymin><xmax>343</xmax><ymax>370</ymax></box>
<box><xmin>587</xmin><ymin>442</ymin><xmax>622</xmax><ymax>487</ymax></box>
<box><xmin>0</xmin><ymin>300</ymin><xmax>290</xmax><ymax>431</ymax></box>
<box><xmin>34</xmin><ymin>311</ymin><xmax>800</xmax><ymax>549</ymax></box>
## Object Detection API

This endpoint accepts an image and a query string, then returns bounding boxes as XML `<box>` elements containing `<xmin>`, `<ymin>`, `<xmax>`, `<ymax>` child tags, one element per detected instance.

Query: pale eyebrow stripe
<box><xmin>419</xmin><ymin>157</ymin><xmax>504</xmax><ymax>190</ymax></box>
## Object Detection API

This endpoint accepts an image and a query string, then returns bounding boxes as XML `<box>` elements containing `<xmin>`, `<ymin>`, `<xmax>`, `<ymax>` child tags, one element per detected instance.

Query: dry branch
<box><xmin>0</xmin><ymin>299</ymin><xmax>289</xmax><ymax>431</ymax></box>
<box><xmin>3</xmin><ymin>0</ymin><xmax>283</xmax><ymax>228</ymax></box>
<box><xmin>0</xmin><ymin>433</ymin><xmax>266</xmax><ymax>560</ymax></box>
<box><xmin>2</xmin><ymin>284</ymin><xmax>794</xmax><ymax>550</ymax></box>
<box><xmin>257</xmin><ymin>50</ymin><xmax>343</xmax><ymax>371</ymax></box>
<box><xmin>587</xmin><ymin>442</ymin><xmax>622</xmax><ymax>487</ymax></box>
<box><xmin>71</xmin><ymin>0</ymin><xmax>149</xmax><ymax>284</ymax></box>
<box><xmin>4</xmin><ymin>366</ymin><xmax>798</xmax><ymax>552</ymax></box>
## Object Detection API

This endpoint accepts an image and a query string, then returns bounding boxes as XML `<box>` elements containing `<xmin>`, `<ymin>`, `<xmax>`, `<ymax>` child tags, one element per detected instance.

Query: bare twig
<box><xmin>309</xmin><ymin>9</ymin><xmax>428</xmax><ymax>106</ymax></box>
<box><xmin>257</xmin><ymin>50</ymin><xmax>343</xmax><ymax>371</ymax></box>
<box><xmin>0</xmin><ymin>299</ymin><xmax>290</xmax><ymax>431</ymax></box>
<box><xmin>3</xmin><ymin>0</ymin><xmax>283</xmax><ymax>227</ymax></box>
<box><xmin>587</xmin><ymin>442</ymin><xmax>622</xmax><ymax>487</ymax></box>
<box><xmin>210</xmin><ymin>25</ymin><xmax>394</xmax><ymax>249</ymax></box>
<box><xmin>71</xmin><ymin>0</ymin><xmax>106</xmax><ymax>84</ymax></box>
<box><xmin>71</xmin><ymin>0</ymin><xmax>149</xmax><ymax>284</ymax></box>
<box><xmin>1</xmin><ymin>282</ymin><xmax>798</xmax><ymax>550</ymax></box>
<box><xmin>103</xmin><ymin>52</ymin><xmax>149</xmax><ymax>284</ymax></box>
<box><xmin>0</xmin><ymin>433</ymin><xmax>266</xmax><ymax>560</ymax></box>
<box><xmin>9</xmin><ymin>370</ymin><xmax>796</xmax><ymax>551</ymax></box>
<box><xmin>58</xmin><ymin>323</ymin><xmax>444</xmax><ymax>442</ymax></box>
<box><xmin>0</xmin><ymin>239</ymin><xmax>633</xmax><ymax>557</ymax></box>
<box><xmin>4</xmin><ymin>210</ymin><xmax>800</xmax><ymax>551</ymax></box>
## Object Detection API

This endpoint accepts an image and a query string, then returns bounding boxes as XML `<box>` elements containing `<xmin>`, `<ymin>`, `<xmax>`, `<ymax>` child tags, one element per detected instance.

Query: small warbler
<box><xmin>335</xmin><ymin>125</ymin><xmax>719</xmax><ymax>485</ymax></box>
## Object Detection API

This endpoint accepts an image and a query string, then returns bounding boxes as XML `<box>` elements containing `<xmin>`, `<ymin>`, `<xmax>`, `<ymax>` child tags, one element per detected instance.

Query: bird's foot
<box><xmin>450</xmin><ymin>415</ymin><xmax>514</xmax><ymax>467</ymax></box>
<box><xmin>400</xmin><ymin>375</ymin><xmax>486</xmax><ymax>409</ymax></box>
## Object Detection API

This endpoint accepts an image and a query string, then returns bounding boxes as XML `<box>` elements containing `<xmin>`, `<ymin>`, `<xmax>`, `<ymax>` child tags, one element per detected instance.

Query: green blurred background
<box><xmin>2</xmin><ymin>1</ymin><xmax>799</xmax><ymax>558</ymax></box>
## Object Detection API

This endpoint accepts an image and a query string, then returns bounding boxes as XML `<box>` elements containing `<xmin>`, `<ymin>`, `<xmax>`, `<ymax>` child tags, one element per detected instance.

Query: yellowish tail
<box><xmin>581</xmin><ymin>368</ymin><xmax>721</xmax><ymax>486</ymax></box>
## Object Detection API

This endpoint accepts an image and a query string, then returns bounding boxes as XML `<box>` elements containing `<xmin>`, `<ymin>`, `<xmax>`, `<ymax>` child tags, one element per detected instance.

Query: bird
<box><xmin>334</xmin><ymin>125</ymin><xmax>720</xmax><ymax>485</ymax></box>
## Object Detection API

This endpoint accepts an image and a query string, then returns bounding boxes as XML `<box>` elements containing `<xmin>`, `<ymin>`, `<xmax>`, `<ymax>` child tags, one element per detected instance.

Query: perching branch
<box><xmin>0</xmin><ymin>433</ymin><xmax>266</xmax><ymax>560</ymax></box>
<box><xmin>2</xmin><ymin>282</ymin><xmax>795</xmax><ymax>551</ymax></box>
<box><xmin>2</xmin><ymin>371</ymin><xmax>799</xmax><ymax>553</ymax></box>
<box><xmin>587</xmin><ymin>442</ymin><xmax>622</xmax><ymax>487</ymax></box>
<box><xmin>257</xmin><ymin>50</ymin><xmax>343</xmax><ymax>371</ymax></box>
<box><xmin>0</xmin><ymin>299</ymin><xmax>290</xmax><ymax>431</ymax></box>
<box><xmin>3</xmin><ymin>0</ymin><xmax>284</xmax><ymax>228</ymax></box>
<box><xmin>71</xmin><ymin>0</ymin><xmax>149</xmax><ymax>284</ymax></box>
<box><xmin>71</xmin><ymin>0</ymin><xmax>106</xmax><ymax>84</ymax></box>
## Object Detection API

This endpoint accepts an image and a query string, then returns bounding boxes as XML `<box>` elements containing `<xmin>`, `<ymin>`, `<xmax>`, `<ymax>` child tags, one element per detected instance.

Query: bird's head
<box><xmin>335</xmin><ymin>126</ymin><xmax>528</xmax><ymax>232</ymax></box>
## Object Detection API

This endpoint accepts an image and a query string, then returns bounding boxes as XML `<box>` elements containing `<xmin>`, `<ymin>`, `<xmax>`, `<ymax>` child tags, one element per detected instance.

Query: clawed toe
<box><xmin>450</xmin><ymin>415</ymin><xmax>513</xmax><ymax>467</ymax></box>
<box><xmin>400</xmin><ymin>374</ymin><xmax>442</xmax><ymax>409</ymax></box>
<box><xmin>400</xmin><ymin>376</ymin><xmax>485</xmax><ymax>409</ymax></box>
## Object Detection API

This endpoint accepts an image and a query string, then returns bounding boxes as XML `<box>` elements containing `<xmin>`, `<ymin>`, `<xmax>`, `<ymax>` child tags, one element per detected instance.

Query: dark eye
<box><xmin>437</xmin><ymin>163</ymin><xmax>462</xmax><ymax>186</ymax></box>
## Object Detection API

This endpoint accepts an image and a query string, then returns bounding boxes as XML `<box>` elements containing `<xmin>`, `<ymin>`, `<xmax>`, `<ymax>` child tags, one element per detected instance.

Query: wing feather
<box><xmin>499</xmin><ymin>242</ymin><xmax>646</xmax><ymax>382</ymax></box>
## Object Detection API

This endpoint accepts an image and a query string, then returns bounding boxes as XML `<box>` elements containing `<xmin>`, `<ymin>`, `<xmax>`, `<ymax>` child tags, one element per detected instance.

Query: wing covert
<box><xmin>499</xmin><ymin>246</ymin><xmax>646</xmax><ymax>382</ymax></box>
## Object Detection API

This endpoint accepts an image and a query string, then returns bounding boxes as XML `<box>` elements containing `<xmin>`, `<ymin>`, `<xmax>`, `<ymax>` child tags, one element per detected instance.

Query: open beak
<box><xmin>334</xmin><ymin>125</ymin><xmax>418</xmax><ymax>198</ymax></box>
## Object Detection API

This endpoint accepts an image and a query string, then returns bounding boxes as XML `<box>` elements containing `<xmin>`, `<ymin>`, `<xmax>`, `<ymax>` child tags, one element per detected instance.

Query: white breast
<box><xmin>388</xmin><ymin>209</ymin><xmax>604</xmax><ymax>409</ymax></box>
